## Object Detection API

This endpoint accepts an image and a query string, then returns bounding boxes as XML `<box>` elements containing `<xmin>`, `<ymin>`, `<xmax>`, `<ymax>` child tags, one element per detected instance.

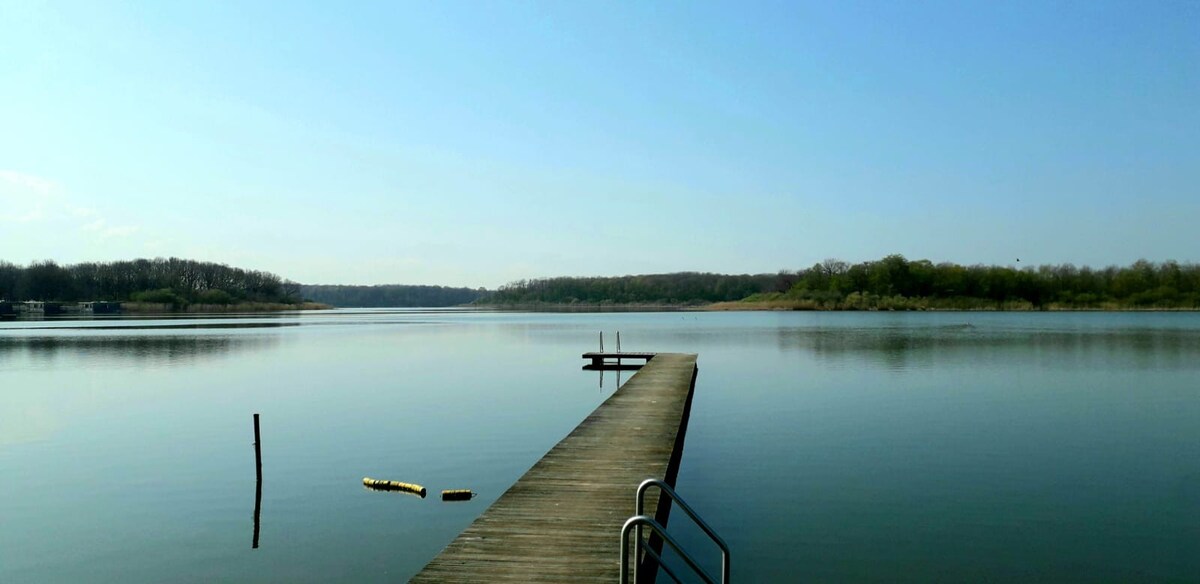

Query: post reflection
<box><xmin>252</xmin><ymin>475</ymin><xmax>262</xmax><ymax>549</ymax></box>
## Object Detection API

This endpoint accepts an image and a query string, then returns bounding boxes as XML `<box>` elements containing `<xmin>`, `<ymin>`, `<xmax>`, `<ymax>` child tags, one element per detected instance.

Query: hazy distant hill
<box><xmin>299</xmin><ymin>284</ymin><xmax>488</xmax><ymax>307</ymax></box>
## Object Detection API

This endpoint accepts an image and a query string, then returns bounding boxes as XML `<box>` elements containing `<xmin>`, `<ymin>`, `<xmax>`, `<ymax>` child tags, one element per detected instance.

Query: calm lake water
<box><xmin>2</xmin><ymin>310</ymin><xmax>1197</xmax><ymax>582</ymax></box>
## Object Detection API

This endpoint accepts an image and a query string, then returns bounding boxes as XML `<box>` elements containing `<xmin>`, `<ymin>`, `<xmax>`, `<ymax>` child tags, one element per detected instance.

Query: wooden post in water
<box><xmin>253</xmin><ymin>414</ymin><xmax>263</xmax><ymax>478</ymax></box>
<box><xmin>252</xmin><ymin>413</ymin><xmax>262</xmax><ymax>549</ymax></box>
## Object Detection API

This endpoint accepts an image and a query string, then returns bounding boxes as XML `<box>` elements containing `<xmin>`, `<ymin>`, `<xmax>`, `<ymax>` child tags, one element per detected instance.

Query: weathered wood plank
<box><xmin>411</xmin><ymin>353</ymin><xmax>698</xmax><ymax>583</ymax></box>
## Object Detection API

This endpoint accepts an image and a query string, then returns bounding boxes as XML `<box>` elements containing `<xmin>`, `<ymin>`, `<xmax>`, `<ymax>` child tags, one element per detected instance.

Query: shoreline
<box><xmin>120</xmin><ymin>301</ymin><xmax>332</xmax><ymax>313</ymax></box>
<box><xmin>704</xmin><ymin>300</ymin><xmax>1200</xmax><ymax>312</ymax></box>
<box><xmin>474</xmin><ymin>302</ymin><xmax>702</xmax><ymax>312</ymax></box>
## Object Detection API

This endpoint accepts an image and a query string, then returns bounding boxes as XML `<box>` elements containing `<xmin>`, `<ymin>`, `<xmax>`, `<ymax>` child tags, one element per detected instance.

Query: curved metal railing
<box><xmin>620</xmin><ymin>478</ymin><xmax>730</xmax><ymax>583</ymax></box>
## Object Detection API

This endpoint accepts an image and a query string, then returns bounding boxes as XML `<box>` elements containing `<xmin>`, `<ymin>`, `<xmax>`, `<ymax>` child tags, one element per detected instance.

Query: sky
<box><xmin>1</xmin><ymin>1</ymin><xmax>1197</xmax><ymax>287</ymax></box>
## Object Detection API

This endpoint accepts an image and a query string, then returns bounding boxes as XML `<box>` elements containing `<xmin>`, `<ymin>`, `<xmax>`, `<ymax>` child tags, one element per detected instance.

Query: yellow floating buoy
<box><xmin>441</xmin><ymin>489</ymin><xmax>475</xmax><ymax>501</ymax></box>
<box><xmin>363</xmin><ymin>477</ymin><xmax>427</xmax><ymax>497</ymax></box>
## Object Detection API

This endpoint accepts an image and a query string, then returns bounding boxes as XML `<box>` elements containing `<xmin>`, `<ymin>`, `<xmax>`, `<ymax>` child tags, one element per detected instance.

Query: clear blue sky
<box><xmin>2</xmin><ymin>1</ymin><xmax>1196</xmax><ymax>287</ymax></box>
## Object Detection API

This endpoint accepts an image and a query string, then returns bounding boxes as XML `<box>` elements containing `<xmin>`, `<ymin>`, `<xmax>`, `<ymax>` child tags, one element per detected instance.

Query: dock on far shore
<box><xmin>412</xmin><ymin>352</ymin><xmax>699</xmax><ymax>583</ymax></box>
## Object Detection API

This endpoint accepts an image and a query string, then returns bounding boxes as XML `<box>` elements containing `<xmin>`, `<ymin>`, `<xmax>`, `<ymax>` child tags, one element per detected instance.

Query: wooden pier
<box><xmin>582</xmin><ymin>351</ymin><xmax>658</xmax><ymax>369</ymax></box>
<box><xmin>412</xmin><ymin>353</ymin><xmax>699</xmax><ymax>583</ymax></box>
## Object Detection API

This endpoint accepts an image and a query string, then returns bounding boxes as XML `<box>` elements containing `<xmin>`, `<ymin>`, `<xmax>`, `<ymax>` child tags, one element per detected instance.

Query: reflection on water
<box><xmin>0</xmin><ymin>334</ymin><xmax>281</xmax><ymax>369</ymax></box>
<box><xmin>252</xmin><ymin>470</ymin><xmax>263</xmax><ymax>550</ymax></box>
<box><xmin>776</xmin><ymin>324</ymin><xmax>1200</xmax><ymax>371</ymax></box>
<box><xmin>8</xmin><ymin>318</ymin><xmax>1198</xmax><ymax>374</ymax></box>
<box><xmin>252</xmin><ymin>413</ymin><xmax>263</xmax><ymax>550</ymax></box>
<box><xmin>24</xmin><ymin>321</ymin><xmax>303</xmax><ymax>331</ymax></box>
<box><xmin>594</xmin><ymin>367</ymin><xmax>631</xmax><ymax>394</ymax></box>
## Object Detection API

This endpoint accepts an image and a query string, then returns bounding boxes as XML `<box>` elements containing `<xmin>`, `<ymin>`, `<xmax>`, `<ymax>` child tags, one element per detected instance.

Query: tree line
<box><xmin>299</xmin><ymin>284</ymin><xmax>487</xmax><ymax>307</ymax></box>
<box><xmin>484</xmin><ymin>272</ymin><xmax>777</xmax><ymax>305</ymax></box>
<box><xmin>5</xmin><ymin>255</ymin><xmax>1196</xmax><ymax>310</ymax></box>
<box><xmin>764</xmin><ymin>255</ymin><xmax>1200</xmax><ymax>309</ymax></box>
<box><xmin>0</xmin><ymin>258</ymin><xmax>301</xmax><ymax>306</ymax></box>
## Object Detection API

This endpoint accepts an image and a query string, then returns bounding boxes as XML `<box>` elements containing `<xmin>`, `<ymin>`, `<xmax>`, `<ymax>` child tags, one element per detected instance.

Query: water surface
<box><xmin>1</xmin><ymin>310</ymin><xmax>1197</xmax><ymax>582</ymax></box>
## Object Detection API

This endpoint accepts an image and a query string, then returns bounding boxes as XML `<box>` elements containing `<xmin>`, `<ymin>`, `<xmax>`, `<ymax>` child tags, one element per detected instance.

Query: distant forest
<box><xmin>483</xmin><ymin>273</ymin><xmax>777</xmax><ymax>305</ymax></box>
<box><xmin>481</xmin><ymin>257</ymin><xmax>1200</xmax><ymax>310</ymax></box>
<box><xmin>300</xmin><ymin>284</ymin><xmax>487</xmax><ymax>307</ymax></box>
<box><xmin>5</xmin><ymin>256</ymin><xmax>1198</xmax><ymax>311</ymax></box>
<box><xmin>756</xmin><ymin>256</ymin><xmax>1200</xmax><ymax>310</ymax></box>
<box><xmin>0</xmin><ymin>258</ymin><xmax>300</xmax><ymax>306</ymax></box>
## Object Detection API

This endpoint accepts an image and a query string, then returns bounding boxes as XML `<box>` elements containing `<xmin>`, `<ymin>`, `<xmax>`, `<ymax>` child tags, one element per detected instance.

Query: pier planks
<box><xmin>411</xmin><ymin>353</ymin><xmax>698</xmax><ymax>583</ymax></box>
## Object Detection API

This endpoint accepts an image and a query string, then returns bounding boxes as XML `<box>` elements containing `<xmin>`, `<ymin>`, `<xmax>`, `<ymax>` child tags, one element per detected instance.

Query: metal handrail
<box><xmin>627</xmin><ymin>478</ymin><xmax>730</xmax><ymax>583</ymax></box>
<box><xmin>621</xmin><ymin>515</ymin><xmax>717</xmax><ymax>584</ymax></box>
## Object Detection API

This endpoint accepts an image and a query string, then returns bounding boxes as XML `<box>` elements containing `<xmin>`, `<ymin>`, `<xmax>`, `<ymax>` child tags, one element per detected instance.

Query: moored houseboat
<box><xmin>16</xmin><ymin>300</ymin><xmax>45</xmax><ymax>314</ymax></box>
